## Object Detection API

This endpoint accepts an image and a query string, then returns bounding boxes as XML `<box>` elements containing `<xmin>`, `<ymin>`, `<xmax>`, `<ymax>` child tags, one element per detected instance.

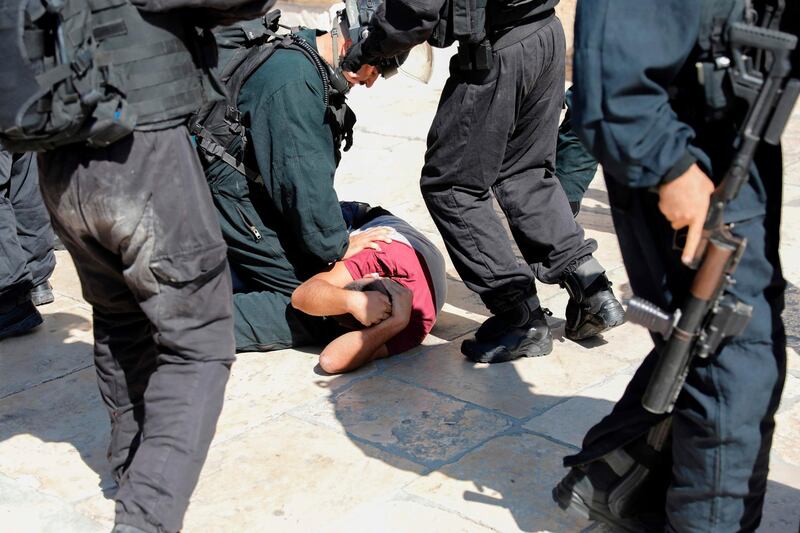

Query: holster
<box><xmin>457</xmin><ymin>39</ymin><xmax>494</xmax><ymax>71</ymax></box>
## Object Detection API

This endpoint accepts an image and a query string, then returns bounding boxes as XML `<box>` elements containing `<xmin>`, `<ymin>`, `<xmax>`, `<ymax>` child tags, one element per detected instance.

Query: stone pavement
<box><xmin>2</xmin><ymin>53</ymin><xmax>800</xmax><ymax>533</ymax></box>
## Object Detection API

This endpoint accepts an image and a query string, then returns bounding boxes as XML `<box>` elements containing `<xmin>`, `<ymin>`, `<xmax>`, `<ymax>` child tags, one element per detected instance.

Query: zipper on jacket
<box><xmin>235</xmin><ymin>205</ymin><xmax>262</xmax><ymax>241</ymax></box>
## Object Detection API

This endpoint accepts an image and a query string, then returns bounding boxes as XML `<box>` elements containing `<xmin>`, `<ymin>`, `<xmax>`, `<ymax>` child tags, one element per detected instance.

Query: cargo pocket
<box><xmin>149</xmin><ymin>241</ymin><xmax>228</xmax><ymax>287</ymax></box>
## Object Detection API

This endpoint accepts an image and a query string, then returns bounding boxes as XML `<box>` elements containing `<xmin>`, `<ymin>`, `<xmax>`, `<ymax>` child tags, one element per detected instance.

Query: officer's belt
<box><xmin>489</xmin><ymin>10</ymin><xmax>555</xmax><ymax>51</ymax></box>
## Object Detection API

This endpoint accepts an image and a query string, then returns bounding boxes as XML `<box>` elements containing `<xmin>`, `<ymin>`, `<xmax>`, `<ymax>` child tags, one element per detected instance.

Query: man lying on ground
<box><xmin>292</xmin><ymin>203</ymin><xmax>447</xmax><ymax>373</ymax></box>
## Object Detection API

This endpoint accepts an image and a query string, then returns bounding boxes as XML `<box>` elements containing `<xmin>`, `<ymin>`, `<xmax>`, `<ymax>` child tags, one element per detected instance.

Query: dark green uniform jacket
<box><xmin>205</xmin><ymin>29</ymin><xmax>349</xmax><ymax>352</ymax></box>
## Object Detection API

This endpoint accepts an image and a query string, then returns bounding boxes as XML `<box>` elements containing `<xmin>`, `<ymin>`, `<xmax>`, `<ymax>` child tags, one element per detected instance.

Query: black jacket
<box><xmin>358</xmin><ymin>0</ymin><xmax>559</xmax><ymax>65</ymax></box>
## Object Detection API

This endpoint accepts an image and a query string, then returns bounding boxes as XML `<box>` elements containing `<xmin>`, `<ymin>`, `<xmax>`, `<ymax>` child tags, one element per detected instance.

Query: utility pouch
<box><xmin>457</xmin><ymin>39</ymin><xmax>493</xmax><ymax>71</ymax></box>
<box><xmin>0</xmin><ymin>0</ymin><xmax>136</xmax><ymax>151</ymax></box>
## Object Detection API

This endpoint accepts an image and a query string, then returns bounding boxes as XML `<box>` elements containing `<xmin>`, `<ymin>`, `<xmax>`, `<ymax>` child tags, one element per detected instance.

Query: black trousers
<box><xmin>38</xmin><ymin>128</ymin><xmax>235</xmax><ymax>533</ymax></box>
<box><xmin>420</xmin><ymin>16</ymin><xmax>597</xmax><ymax>315</ymax></box>
<box><xmin>0</xmin><ymin>149</ymin><xmax>55</xmax><ymax>305</ymax></box>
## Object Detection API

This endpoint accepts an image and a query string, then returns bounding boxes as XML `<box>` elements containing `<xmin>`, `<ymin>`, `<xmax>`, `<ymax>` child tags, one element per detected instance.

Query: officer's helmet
<box><xmin>336</xmin><ymin>0</ymin><xmax>409</xmax><ymax>76</ymax></box>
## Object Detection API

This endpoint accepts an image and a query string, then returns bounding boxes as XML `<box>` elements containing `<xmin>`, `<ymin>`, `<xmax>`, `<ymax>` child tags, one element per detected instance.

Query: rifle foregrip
<box><xmin>642</xmin><ymin>295</ymin><xmax>708</xmax><ymax>414</ymax></box>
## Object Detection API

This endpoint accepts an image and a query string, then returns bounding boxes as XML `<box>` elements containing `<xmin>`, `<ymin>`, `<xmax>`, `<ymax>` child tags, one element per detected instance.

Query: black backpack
<box><xmin>0</xmin><ymin>0</ymin><xmax>278</xmax><ymax>153</ymax></box>
<box><xmin>190</xmin><ymin>11</ymin><xmax>355</xmax><ymax>185</ymax></box>
<box><xmin>0</xmin><ymin>0</ymin><xmax>139</xmax><ymax>151</ymax></box>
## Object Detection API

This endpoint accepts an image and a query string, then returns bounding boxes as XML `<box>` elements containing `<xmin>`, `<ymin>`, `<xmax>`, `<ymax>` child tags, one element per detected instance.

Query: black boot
<box><xmin>30</xmin><ymin>281</ymin><xmax>54</xmax><ymax>306</ymax></box>
<box><xmin>461</xmin><ymin>298</ymin><xmax>553</xmax><ymax>363</ymax></box>
<box><xmin>553</xmin><ymin>464</ymin><xmax>660</xmax><ymax>533</ymax></box>
<box><xmin>553</xmin><ymin>420</ymin><xmax>671</xmax><ymax>532</ymax></box>
<box><xmin>561</xmin><ymin>258</ymin><xmax>625</xmax><ymax>341</ymax></box>
<box><xmin>0</xmin><ymin>298</ymin><xmax>43</xmax><ymax>341</ymax></box>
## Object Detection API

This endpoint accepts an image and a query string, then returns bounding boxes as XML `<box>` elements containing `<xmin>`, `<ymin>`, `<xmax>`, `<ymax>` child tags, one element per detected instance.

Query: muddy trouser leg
<box><xmin>206</xmin><ymin>172</ymin><xmax>337</xmax><ymax>352</ymax></box>
<box><xmin>38</xmin><ymin>128</ymin><xmax>235</xmax><ymax>533</ymax></box>
<box><xmin>555</xmin><ymin>86</ymin><xmax>598</xmax><ymax>210</ymax></box>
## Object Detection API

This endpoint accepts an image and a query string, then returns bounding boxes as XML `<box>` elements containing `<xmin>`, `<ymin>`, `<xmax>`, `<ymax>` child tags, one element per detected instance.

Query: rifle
<box><xmin>627</xmin><ymin>21</ymin><xmax>799</xmax><ymax>415</ymax></box>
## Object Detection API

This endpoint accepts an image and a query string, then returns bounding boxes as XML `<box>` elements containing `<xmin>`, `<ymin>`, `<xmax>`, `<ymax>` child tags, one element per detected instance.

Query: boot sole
<box><xmin>566</xmin><ymin>300</ymin><xmax>626</xmax><ymax>342</ymax></box>
<box><xmin>463</xmin><ymin>334</ymin><xmax>553</xmax><ymax>364</ymax></box>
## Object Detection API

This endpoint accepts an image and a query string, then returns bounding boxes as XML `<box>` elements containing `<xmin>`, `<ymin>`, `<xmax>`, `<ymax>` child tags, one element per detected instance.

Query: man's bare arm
<box><xmin>291</xmin><ymin>263</ymin><xmax>391</xmax><ymax>327</ymax></box>
<box><xmin>319</xmin><ymin>281</ymin><xmax>412</xmax><ymax>374</ymax></box>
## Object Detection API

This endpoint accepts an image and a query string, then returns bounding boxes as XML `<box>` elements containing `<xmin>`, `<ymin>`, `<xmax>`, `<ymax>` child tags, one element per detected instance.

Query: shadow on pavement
<box><xmin>0</xmin><ymin>311</ymin><xmax>114</xmax><ymax>498</ymax></box>
<box><xmin>321</xmin><ymin>337</ymin><xmax>617</xmax><ymax>531</ymax></box>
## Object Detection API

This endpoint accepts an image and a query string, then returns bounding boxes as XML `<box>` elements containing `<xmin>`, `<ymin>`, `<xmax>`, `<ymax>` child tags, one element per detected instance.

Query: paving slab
<box><xmin>389</xmin><ymin>333</ymin><xmax>633</xmax><ymax>421</ymax></box>
<box><xmin>773</xmin><ymin>399</ymin><xmax>800</xmax><ymax>467</ymax></box>
<box><xmin>0</xmin><ymin>368</ymin><xmax>112</xmax><ymax>503</ymax></box>
<box><xmin>571</xmin><ymin>317</ymin><xmax>654</xmax><ymax>364</ymax></box>
<box><xmin>406</xmin><ymin>433</ymin><xmax>590</xmax><ymax>533</ymax></box>
<box><xmin>291</xmin><ymin>374</ymin><xmax>511</xmax><ymax>465</ymax></box>
<box><xmin>328</xmin><ymin>497</ymin><xmax>497</xmax><ymax>533</ymax></box>
<box><xmin>0</xmin><ymin>472</ymin><xmax>106</xmax><ymax>533</ymax></box>
<box><xmin>49</xmin><ymin>250</ymin><xmax>87</xmax><ymax>304</ymax></box>
<box><xmin>213</xmin><ymin>348</ymin><xmax>376</xmax><ymax>444</ymax></box>
<box><xmin>183</xmin><ymin>415</ymin><xmax>425</xmax><ymax>532</ymax></box>
<box><xmin>1</xmin><ymin>17</ymin><xmax>798</xmax><ymax>530</ymax></box>
<box><xmin>761</xmin><ymin>459</ymin><xmax>800</xmax><ymax>533</ymax></box>
<box><xmin>430</xmin><ymin>302</ymin><xmax>484</xmax><ymax>342</ymax></box>
<box><xmin>524</xmin><ymin>374</ymin><xmax>630</xmax><ymax>448</ymax></box>
<box><xmin>0</xmin><ymin>304</ymin><xmax>93</xmax><ymax>399</ymax></box>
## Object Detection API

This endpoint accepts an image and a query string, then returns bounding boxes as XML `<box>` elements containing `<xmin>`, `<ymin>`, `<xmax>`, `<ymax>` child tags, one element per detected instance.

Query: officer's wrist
<box><xmin>660</xmin><ymin>150</ymin><xmax>697</xmax><ymax>185</ymax></box>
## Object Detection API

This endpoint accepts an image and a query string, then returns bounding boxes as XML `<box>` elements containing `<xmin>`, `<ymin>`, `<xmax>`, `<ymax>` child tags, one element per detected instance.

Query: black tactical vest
<box><xmin>0</xmin><ymin>0</ymin><xmax>220</xmax><ymax>151</ymax></box>
<box><xmin>428</xmin><ymin>0</ymin><xmax>559</xmax><ymax>49</ymax></box>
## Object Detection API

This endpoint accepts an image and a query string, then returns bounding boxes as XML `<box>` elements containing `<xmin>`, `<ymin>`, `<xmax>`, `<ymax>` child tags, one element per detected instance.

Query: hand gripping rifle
<box><xmin>627</xmin><ymin>22</ymin><xmax>799</xmax><ymax>415</ymax></box>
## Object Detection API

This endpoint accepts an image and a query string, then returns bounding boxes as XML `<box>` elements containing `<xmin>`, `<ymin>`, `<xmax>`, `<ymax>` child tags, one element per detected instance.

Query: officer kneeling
<box><xmin>195</xmin><ymin>2</ymin><xmax>408</xmax><ymax>353</ymax></box>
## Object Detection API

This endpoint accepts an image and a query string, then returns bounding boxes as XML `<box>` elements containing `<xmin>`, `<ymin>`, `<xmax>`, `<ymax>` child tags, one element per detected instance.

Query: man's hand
<box><xmin>383</xmin><ymin>280</ymin><xmax>412</xmax><ymax>328</ymax></box>
<box><xmin>343</xmin><ymin>65</ymin><xmax>380</xmax><ymax>87</ymax></box>
<box><xmin>343</xmin><ymin>227</ymin><xmax>394</xmax><ymax>260</ymax></box>
<box><xmin>658</xmin><ymin>163</ymin><xmax>715</xmax><ymax>265</ymax></box>
<box><xmin>347</xmin><ymin>284</ymin><xmax>392</xmax><ymax>327</ymax></box>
